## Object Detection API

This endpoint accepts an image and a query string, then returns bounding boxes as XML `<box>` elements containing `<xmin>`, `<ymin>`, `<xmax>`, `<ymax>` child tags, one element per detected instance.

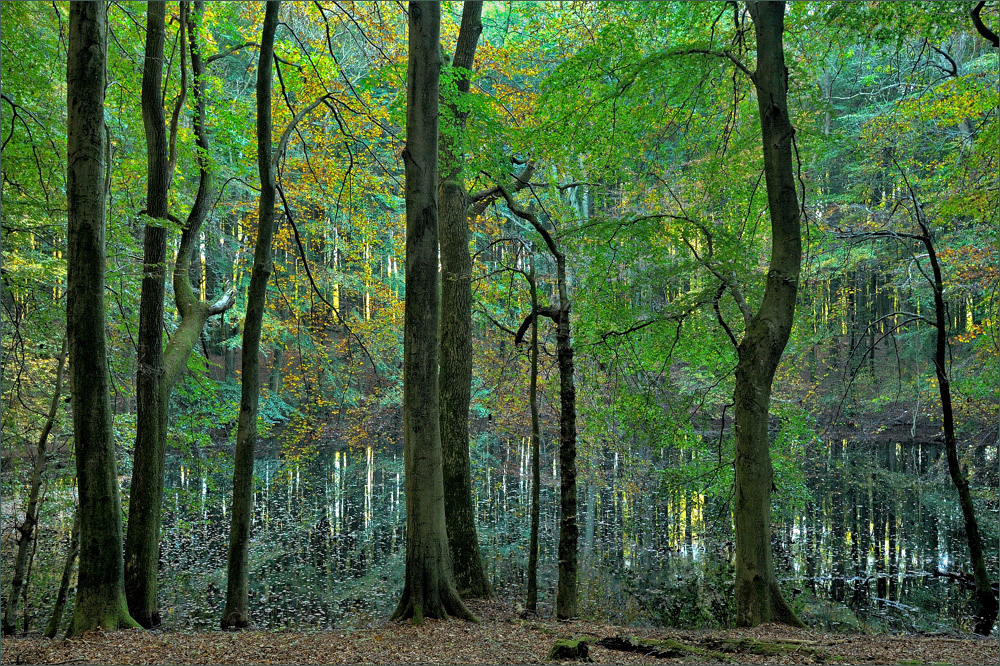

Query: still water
<box><xmin>149</xmin><ymin>436</ymin><xmax>991</xmax><ymax>633</ymax></box>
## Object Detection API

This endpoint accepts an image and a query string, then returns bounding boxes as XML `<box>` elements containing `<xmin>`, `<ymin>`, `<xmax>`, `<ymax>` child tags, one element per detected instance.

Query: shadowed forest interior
<box><xmin>1</xmin><ymin>0</ymin><xmax>998</xmax><ymax>647</ymax></box>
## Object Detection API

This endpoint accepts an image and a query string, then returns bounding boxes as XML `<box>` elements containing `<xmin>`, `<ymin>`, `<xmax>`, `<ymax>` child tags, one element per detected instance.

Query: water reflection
<box><xmin>148</xmin><ymin>437</ymin><xmax>993</xmax><ymax>632</ymax></box>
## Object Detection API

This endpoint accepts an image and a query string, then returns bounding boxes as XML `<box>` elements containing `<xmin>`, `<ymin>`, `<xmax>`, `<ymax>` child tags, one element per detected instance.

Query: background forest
<box><xmin>1</xmin><ymin>0</ymin><xmax>998</xmax><ymax>639</ymax></box>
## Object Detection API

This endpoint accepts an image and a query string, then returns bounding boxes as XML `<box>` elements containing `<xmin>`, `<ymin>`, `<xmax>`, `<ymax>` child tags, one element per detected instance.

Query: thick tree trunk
<box><xmin>2</xmin><ymin>339</ymin><xmax>66</xmax><ymax>635</ymax></box>
<box><xmin>125</xmin><ymin>1</ymin><xmax>170</xmax><ymax>628</ymax></box>
<box><xmin>66</xmin><ymin>2</ymin><xmax>138</xmax><ymax>635</ymax></box>
<box><xmin>525</xmin><ymin>263</ymin><xmax>541</xmax><ymax>613</ymax></box>
<box><xmin>45</xmin><ymin>510</ymin><xmax>80</xmax><ymax>639</ymax></box>
<box><xmin>222</xmin><ymin>1</ymin><xmax>281</xmax><ymax>629</ymax></box>
<box><xmin>439</xmin><ymin>0</ymin><xmax>491</xmax><ymax>600</ymax></box>
<box><xmin>919</xmin><ymin>224</ymin><xmax>998</xmax><ymax>635</ymax></box>
<box><xmin>390</xmin><ymin>1</ymin><xmax>473</xmax><ymax>624</ymax></box>
<box><xmin>733</xmin><ymin>1</ymin><xmax>803</xmax><ymax>629</ymax></box>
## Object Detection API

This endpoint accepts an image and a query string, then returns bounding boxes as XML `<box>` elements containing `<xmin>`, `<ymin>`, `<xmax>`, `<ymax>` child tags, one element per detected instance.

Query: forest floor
<box><xmin>1</xmin><ymin>601</ymin><xmax>996</xmax><ymax>665</ymax></box>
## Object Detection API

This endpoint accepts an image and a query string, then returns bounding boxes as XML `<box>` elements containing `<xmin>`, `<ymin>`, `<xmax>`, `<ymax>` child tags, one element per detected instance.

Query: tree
<box><xmin>2</xmin><ymin>339</ymin><xmax>66</xmax><ymax>635</ymax></box>
<box><xmin>732</xmin><ymin>1</ymin><xmax>804</xmax><ymax>628</ymax></box>
<box><xmin>439</xmin><ymin>0</ymin><xmax>492</xmax><ymax>600</ymax></box>
<box><xmin>222</xmin><ymin>0</ymin><xmax>282</xmax><ymax>630</ymax></box>
<box><xmin>65</xmin><ymin>0</ymin><xmax>139</xmax><ymax>635</ymax></box>
<box><xmin>126</xmin><ymin>2</ymin><xmax>235</xmax><ymax>627</ymax></box>
<box><xmin>524</xmin><ymin>258</ymin><xmax>542</xmax><ymax>613</ymax></box>
<box><xmin>503</xmin><ymin>189</ymin><xmax>578</xmax><ymax>619</ymax></box>
<box><xmin>390</xmin><ymin>0</ymin><xmax>474</xmax><ymax>624</ymax></box>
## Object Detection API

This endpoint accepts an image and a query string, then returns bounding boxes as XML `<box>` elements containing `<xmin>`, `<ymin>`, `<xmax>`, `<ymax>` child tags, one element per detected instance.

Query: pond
<box><xmin>144</xmin><ymin>435</ymin><xmax>993</xmax><ymax>634</ymax></box>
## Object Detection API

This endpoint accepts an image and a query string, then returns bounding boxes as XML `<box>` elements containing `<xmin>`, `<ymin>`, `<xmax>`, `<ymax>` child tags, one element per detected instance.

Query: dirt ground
<box><xmin>2</xmin><ymin>601</ymin><xmax>996</xmax><ymax>665</ymax></box>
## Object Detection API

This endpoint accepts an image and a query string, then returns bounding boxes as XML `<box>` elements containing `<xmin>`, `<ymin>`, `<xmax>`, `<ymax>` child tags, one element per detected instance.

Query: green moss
<box><xmin>547</xmin><ymin>637</ymin><xmax>593</xmax><ymax>662</ymax></box>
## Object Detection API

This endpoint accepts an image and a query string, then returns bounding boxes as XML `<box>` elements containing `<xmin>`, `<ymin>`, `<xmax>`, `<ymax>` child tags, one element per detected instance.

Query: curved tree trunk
<box><xmin>222</xmin><ymin>0</ymin><xmax>280</xmax><ymax>630</ymax></box>
<box><xmin>439</xmin><ymin>0</ymin><xmax>491</xmax><ymax>600</ymax></box>
<box><xmin>390</xmin><ymin>0</ymin><xmax>474</xmax><ymax>624</ymax></box>
<box><xmin>917</xmin><ymin>218</ymin><xmax>998</xmax><ymax>635</ymax></box>
<box><xmin>733</xmin><ymin>1</ymin><xmax>803</xmax><ymax>629</ymax></box>
<box><xmin>3</xmin><ymin>339</ymin><xmax>66</xmax><ymax>635</ymax></box>
<box><xmin>66</xmin><ymin>2</ymin><xmax>138</xmax><ymax>635</ymax></box>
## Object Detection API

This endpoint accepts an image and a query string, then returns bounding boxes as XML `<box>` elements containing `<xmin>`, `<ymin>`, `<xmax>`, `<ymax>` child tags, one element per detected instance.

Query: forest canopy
<box><xmin>1</xmin><ymin>0</ymin><xmax>997</xmax><ymax>644</ymax></box>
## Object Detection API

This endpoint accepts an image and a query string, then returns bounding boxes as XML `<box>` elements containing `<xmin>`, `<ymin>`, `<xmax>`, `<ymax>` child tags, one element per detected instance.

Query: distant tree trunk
<box><xmin>439</xmin><ymin>0</ymin><xmax>491</xmax><ymax>600</ymax></box>
<box><xmin>222</xmin><ymin>0</ymin><xmax>281</xmax><ymax>630</ymax></box>
<box><xmin>390</xmin><ymin>0</ymin><xmax>474</xmax><ymax>624</ymax></box>
<box><xmin>45</xmin><ymin>510</ymin><xmax>80</xmax><ymax>639</ymax></box>
<box><xmin>733</xmin><ymin>1</ymin><xmax>804</xmax><ymax>628</ymax></box>
<box><xmin>916</xmin><ymin>213</ymin><xmax>998</xmax><ymax>635</ymax></box>
<box><xmin>3</xmin><ymin>339</ymin><xmax>67</xmax><ymax>635</ymax></box>
<box><xmin>501</xmin><ymin>190</ymin><xmax>577</xmax><ymax>619</ymax></box>
<box><xmin>66</xmin><ymin>1</ymin><xmax>138</xmax><ymax>635</ymax></box>
<box><xmin>525</xmin><ymin>261</ymin><xmax>541</xmax><ymax>613</ymax></box>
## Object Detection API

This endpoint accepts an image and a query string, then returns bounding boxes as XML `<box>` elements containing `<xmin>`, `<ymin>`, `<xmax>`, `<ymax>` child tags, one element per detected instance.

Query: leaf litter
<box><xmin>2</xmin><ymin>601</ymin><xmax>996</xmax><ymax>665</ymax></box>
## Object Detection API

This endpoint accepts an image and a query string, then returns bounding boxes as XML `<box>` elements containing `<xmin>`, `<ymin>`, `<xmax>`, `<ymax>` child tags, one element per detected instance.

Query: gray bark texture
<box><xmin>66</xmin><ymin>1</ymin><xmax>139</xmax><ymax>635</ymax></box>
<box><xmin>222</xmin><ymin>0</ymin><xmax>280</xmax><ymax>630</ymax></box>
<box><xmin>439</xmin><ymin>0</ymin><xmax>491</xmax><ymax>600</ymax></box>
<box><xmin>390</xmin><ymin>0</ymin><xmax>474</xmax><ymax>624</ymax></box>
<box><xmin>733</xmin><ymin>1</ymin><xmax>804</xmax><ymax>629</ymax></box>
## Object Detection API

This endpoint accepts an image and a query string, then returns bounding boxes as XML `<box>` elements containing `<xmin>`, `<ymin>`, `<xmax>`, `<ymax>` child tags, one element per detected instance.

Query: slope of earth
<box><xmin>1</xmin><ymin>602</ymin><xmax>996</xmax><ymax>665</ymax></box>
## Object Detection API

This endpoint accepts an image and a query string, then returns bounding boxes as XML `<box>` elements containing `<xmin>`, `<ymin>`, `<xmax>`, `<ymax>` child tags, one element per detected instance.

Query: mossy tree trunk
<box><xmin>733</xmin><ymin>1</ymin><xmax>803</xmax><ymax>628</ymax></box>
<box><xmin>126</xmin><ymin>1</ymin><xmax>234</xmax><ymax>628</ymax></box>
<box><xmin>439</xmin><ymin>0</ymin><xmax>491</xmax><ymax>600</ymax></box>
<box><xmin>3</xmin><ymin>339</ymin><xmax>66</xmax><ymax>635</ymax></box>
<box><xmin>66</xmin><ymin>1</ymin><xmax>138</xmax><ymax>635</ymax></box>
<box><xmin>390</xmin><ymin>0</ymin><xmax>474</xmax><ymax>624</ymax></box>
<box><xmin>125</xmin><ymin>0</ymin><xmax>170</xmax><ymax>628</ymax></box>
<box><xmin>222</xmin><ymin>0</ymin><xmax>281</xmax><ymax>630</ymax></box>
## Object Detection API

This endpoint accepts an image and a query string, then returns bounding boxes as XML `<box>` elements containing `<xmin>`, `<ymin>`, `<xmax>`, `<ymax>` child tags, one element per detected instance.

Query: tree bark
<box><xmin>733</xmin><ymin>1</ymin><xmax>803</xmax><ymax>628</ymax></box>
<box><xmin>222</xmin><ymin>0</ymin><xmax>281</xmax><ymax>629</ymax></box>
<box><xmin>45</xmin><ymin>510</ymin><xmax>80</xmax><ymax>639</ymax></box>
<box><xmin>390</xmin><ymin>0</ymin><xmax>474</xmax><ymax>624</ymax></box>
<box><xmin>439</xmin><ymin>0</ymin><xmax>491</xmax><ymax>600</ymax></box>
<box><xmin>500</xmin><ymin>190</ymin><xmax>577</xmax><ymax>619</ymax></box>
<box><xmin>66</xmin><ymin>1</ymin><xmax>138</xmax><ymax>635</ymax></box>
<box><xmin>2</xmin><ymin>339</ymin><xmax>66</xmax><ymax>635</ymax></box>
<box><xmin>125</xmin><ymin>1</ymin><xmax>171</xmax><ymax>628</ymax></box>
<box><xmin>916</xmin><ymin>214</ymin><xmax>998</xmax><ymax>635</ymax></box>
<box><xmin>525</xmin><ymin>261</ymin><xmax>541</xmax><ymax>613</ymax></box>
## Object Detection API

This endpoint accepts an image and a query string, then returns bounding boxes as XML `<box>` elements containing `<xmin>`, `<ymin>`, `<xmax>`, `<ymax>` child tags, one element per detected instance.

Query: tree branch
<box><xmin>971</xmin><ymin>1</ymin><xmax>999</xmax><ymax>47</ymax></box>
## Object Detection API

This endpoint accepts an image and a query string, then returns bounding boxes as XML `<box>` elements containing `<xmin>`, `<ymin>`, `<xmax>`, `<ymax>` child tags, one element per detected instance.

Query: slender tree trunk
<box><xmin>390</xmin><ymin>0</ymin><xmax>473</xmax><ymax>624</ymax></box>
<box><xmin>66</xmin><ymin>2</ymin><xmax>138</xmax><ymax>635</ymax></box>
<box><xmin>3</xmin><ymin>339</ymin><xmax>66</xmax><ymax>635</ymax></box>
<box><xmin>439</xmin><ymin>0</ymin><xmax>491</xmax><ymax>600</ymax></box>
<box><xmin>125</xmin><ymin>1</ymin><xmax>170</xmax><ymax>628</ymax></box>
<box><xmin>45</xmin><ymin>510</ymin><xmax>80</xmax><ymax>639</ymax></box>
<box><xmin>918</xmin><ymin>220</ymin><xmax>998</xmax><ymax>635</ymax></box>
<box><xmin>222</xmin><ymin>0</ymin><xmax>281</xmax><ymax>630</ymax></box>
<box><xmin>525</xmin><ymin>262</ymin><xmax>541</xmax><ymax>613</ymax></box>
<box><xmin>733</xmin><ymin>1</ymin><xmax>803</xmax><ymax>628</ymax></box>
<box><xmin>500</xmin><ymin>190</ymin><xmax>578</xmax><ymax>619</ymax></box>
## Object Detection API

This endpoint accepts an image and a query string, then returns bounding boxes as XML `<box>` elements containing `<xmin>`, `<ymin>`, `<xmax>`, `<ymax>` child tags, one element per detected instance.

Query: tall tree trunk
<box><xmin>733</xmin><ymin>1</ymin><xmax>803</xmax><ymax>628</ymax></box>
<box><xmin>125</xmin><ymin>1</ymin><xmax>171</xmax><ymax>628</ymax></box>
<box><xmin>66</xmin><ymin>2</ymin><xmax>138</xmax><ymax>634</ymax></box>
<box><xmin>525</xmin><ymin>262</ymin><xmax>541</xmax><ymax>613</ymax></box>
<box><xmin>916</xmin><ymin>215</ymin><xmax>998</xmax><ymax>635</ymax></box>
<box><xmin>3</xmin><ymin>339</ymin><xmax>66</xmax><ymax>635</ymax></box>
<box><xmin>439</xmin><ymin>0</ymin><xmax>491</xmax><ymax>600</ymax></box>
<box><xmin>221</xmin><ymin>0</ymin><xmax>281</xmax><ymax>630</ymax></box>
<box><xmin>390</xmin><ymin>0</ymin><xmax>473</xmax><ymax>624</ymax></box>
<box><xmin>45</xmin><ymin>510</ymin><xmax>80</xmax><ymax>639</ymax></box>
